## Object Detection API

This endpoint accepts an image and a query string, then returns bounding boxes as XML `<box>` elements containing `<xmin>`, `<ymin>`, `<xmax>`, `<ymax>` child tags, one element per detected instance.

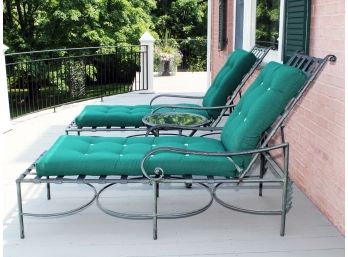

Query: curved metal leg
<box><xmin>97</xmin><ymin>183</ymin><xmax>213</xmax><ymax>219</ymax></box>
<box><xmin>22</xmin><ymin>183</ymin><xmax>97</xmax><ymax>218</ymax></box>
<box><xmin>213</xmin><ymin>183</ymin><xmax>282</xmax><ymax>215</ymax></box>
<box><xmin>16</xmin><ymin>181</ymin><xmax>25</xmax><ymax>239</ymax></box>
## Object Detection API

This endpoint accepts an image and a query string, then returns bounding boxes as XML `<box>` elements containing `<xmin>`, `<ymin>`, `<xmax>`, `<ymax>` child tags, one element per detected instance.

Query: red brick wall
<box><xmin>211</xmin><ymin>0</ymin><xmax>234</xmax><ymax>76</ymax></box>
<box><xmin>287</xmin><ymin>0</ymin><xmax>345</xmax><ymax>234</ymax></box>
<box><xmin>210</xmin><ymin>0</ymin><xmax>345</xmax><ymax>234</ymax></box>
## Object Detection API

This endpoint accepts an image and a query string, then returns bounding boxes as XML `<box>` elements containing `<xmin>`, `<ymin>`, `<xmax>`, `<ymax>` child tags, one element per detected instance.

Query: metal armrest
<box><xmin>150</xmin><ymin>94</ymin><xmax>204</xmax><ymax>106</ymax></box>
<box><xmin>147</xmin><ymin>125</ymin><xmax>223</xmax><ymax>133</ymax></box>
<box><xmin>151</xmin><ymin>103</ymin><xmax>236</xmax><ymax>114</ymax></box>
<box><xmin>140</xmin><ymin>143</ymin><xmax>289</xmax><ymax>181</ymax></box>
<box><xmin>199</xmin><ymin>131</ymin><xmax>223</xmax><ymax>137</ymax></box>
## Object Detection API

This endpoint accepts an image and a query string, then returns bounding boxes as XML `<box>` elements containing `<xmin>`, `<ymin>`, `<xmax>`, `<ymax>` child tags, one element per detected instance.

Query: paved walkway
<box><xmin>154</xmin><ymin>71</ymin><xmax>208</xmax><ymax>93</ymax></box>
<box><xmin>1</xmin><ymin>72</ymin><xmax>344</xmax><ymax>257</ymax></box>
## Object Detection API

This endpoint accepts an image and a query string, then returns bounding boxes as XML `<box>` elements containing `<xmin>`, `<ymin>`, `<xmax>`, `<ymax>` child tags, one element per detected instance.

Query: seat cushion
<box><xmin>36</xmin><ymin>135</ymin><xmax>237</xmax><ymax>177</ymax></box>
<box><xmin>202</xmin><ymin>49</ymin><xmax>257</xmax><ymax>118</ymax></box>
<box><xmin>74</xmin><ymin>104</ymin><xmax>210</xmax><ymax>127</ymax></box>
<box><xmin>221</xmin><ymin>62</ymin><xmax>307</xmax><ymax>168</ymax></box>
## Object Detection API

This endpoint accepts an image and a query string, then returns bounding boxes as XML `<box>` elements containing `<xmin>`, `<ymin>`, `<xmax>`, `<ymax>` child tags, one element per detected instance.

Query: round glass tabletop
<box><xmin>142</xmin><ymin>112</ymin><xmax>209</xmax><ymax>127</ymax></box>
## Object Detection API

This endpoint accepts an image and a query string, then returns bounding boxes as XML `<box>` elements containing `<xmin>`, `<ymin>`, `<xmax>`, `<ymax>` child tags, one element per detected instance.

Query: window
<box><xmin>235</xmin><ymin>0</ymin><xmax>311</xmax><ymax>63</ymax></box>
<box><xmin>255</xmin><ymin>0</ymin><xmax>280</xmax><ymax>50</ymax></box>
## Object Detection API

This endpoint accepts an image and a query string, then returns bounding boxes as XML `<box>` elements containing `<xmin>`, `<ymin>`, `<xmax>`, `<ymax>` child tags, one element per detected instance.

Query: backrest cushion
<box><xmin>202</xmin><ymin>49</ymin><xmax>257</xmax><ymax>118</ymax></box>
<box><xmin>221</xmin><ymin>62</ymin><xmax>307</xmax><ymax>169</ymax></box>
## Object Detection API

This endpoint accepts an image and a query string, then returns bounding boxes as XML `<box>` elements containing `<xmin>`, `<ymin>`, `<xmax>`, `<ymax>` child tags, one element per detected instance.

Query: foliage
<box><xmin>187</xmin><ymin>56</ymin><xmax>206</xmax><ymax>72</ymax></box>
<box><xmin>179</xmin><ymin>37</ymin><xmax>207</xmax><ymax>71</ymax></box>
<box><xmin>153</xmin><ymin>0</ymin><xmax>207</xmax><ymax>40</ymax></box>
<box><xmin>67</xmin><ymin>60</ymin><xmax>86</xmax><ymax>98</ymax></box>
<box><xmin>3</xmin><ymin>0</ymin><xmax>156</xmax><ymax>52</ymax></box>
<box><xmin>154</xmin><ymin>31</ymin><xmax>183</xmax><ymax>74</ymax></box>
<box><xmin>145</xmin><ymin>113</ymin><xmax>206</xmax><ymax>126</ymax></box>
<box><xmin>256</xmin><ymin>0</ymin><xmax>280</xmax><ymax>48</ymax></box>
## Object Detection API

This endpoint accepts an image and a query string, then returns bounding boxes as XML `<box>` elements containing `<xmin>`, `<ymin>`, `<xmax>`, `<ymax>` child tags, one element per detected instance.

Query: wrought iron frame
<box><xmin>16</xmin><ymin>53</ymin><xmax>336</xmax><ymax>239</ymax></box>
<box><xmin>16</xmin><ymin>142</ymin><xmax>289</xmax><ymax>240</ymax></box>
<box><xmin>65</xmin><ymin>46</ymin><xmax>270</xmax><ymax>135</ymax></box>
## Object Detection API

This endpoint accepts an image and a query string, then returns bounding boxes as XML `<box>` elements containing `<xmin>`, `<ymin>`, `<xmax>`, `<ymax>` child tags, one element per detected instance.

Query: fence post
<box><xmin>0</xmin><ymin>44</ymin><xmax>11</xmax><ymax>133</ymax></box>
<box><xmin>139</xmin><ymin>32</ymin><xmax>155</xmax><ymax>93</ymax></box>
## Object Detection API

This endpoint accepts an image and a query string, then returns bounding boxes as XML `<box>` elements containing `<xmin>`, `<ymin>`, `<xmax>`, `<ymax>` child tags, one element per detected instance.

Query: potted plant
<box><xmin>154</xmin><ymin>32</ymin><xmax>182</xmax><ymax>76</ymax></box>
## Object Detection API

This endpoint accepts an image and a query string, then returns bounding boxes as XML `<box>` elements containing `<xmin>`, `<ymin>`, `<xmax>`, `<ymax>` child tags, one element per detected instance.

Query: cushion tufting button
<box><xmin>185</xmin><ymin>154</ymin><xmax>189</xmax><ymax>157</ymax></box>
<box><xmin>119</xmin><ymin>154</ymin><xmax>123</xmax><ymax>157</ymax></box>
<box><xmin>267</xmin><ymin>87</ymin><xmax>271</xmax><ymax>91</ymax></box>
<box><xmin>184</xmin><ymin>143</ymin><xmax>188</xmax><ymax>146</ymax></box>
<box><xmin>238</xmin><ymin>112</ymin><xmax>241</xmax><ymax>115</ymax></box>
<box><xmin>244</xmin><ymin>118</ymin><xmax>247</xmax><ymax>122</ymax></box>
<box><xmin>123</xmin><ymin>144</ymin><xmax>127</xmax><ymax>147</ymax></box>
<box><xmin>150</xmin><ymin>155</ymin><xmax>154</xmax><ymax>158</ymax></box>
<box><xmin>152</xmin><ymin>144</ymin><xmax>156</xmax><ymax>147</ymax></box>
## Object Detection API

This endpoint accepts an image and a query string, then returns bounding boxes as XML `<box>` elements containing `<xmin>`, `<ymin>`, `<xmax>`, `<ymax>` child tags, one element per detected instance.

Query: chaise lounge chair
<box><xmin>65</xmin><ymin>47</ymin><xmax>270</xmax><ymax>134</ymax></box>
<box><xmin>16</xmin><ymin>53</ymin><xmax>336</xmax><ymax>239</ymax></box>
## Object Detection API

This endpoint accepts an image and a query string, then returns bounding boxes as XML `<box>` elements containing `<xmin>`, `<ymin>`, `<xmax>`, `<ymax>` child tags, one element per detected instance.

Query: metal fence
<box><xmin>5</xmin><ymin>45</ymin><xmax>147</xmax><ymax>118</ymax></box>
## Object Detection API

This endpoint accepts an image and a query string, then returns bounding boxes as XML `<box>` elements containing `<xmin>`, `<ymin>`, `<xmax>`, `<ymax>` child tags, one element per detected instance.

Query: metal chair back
<box><xmin>239</xmin><ymin>53</ymin><xmax>337</xmax><ymax>180</ymax></box>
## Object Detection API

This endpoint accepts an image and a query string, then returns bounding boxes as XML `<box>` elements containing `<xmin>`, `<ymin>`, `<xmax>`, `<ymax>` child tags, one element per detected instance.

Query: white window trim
<box><xmin>237</xmin><ymin>0</ymin><xmax>285</xmax><ymax>63</ymax></box>
<box><xmin>207</xmin><ymin>0</ymin><xmax>212</xmax><ymax>86</ymax></box>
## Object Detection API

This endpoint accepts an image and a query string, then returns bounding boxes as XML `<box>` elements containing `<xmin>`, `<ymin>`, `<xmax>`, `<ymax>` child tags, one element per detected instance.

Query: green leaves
<box><xmin>4</xmin><ymin>0</ymin><xmax>156</xmax><ymax>52</ymax></box>
<box><xmin>153</xmin><ymin>0</ymin><xmax>207</xmax><ymax>40</ymax></box>
<box><xmin>255</xmin><ymin>0</ymin><xmax>280</xmax><ymax>48</ymax></box>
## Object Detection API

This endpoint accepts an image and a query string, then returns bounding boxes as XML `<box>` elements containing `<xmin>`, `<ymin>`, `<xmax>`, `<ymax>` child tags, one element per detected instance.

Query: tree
<box><xmin>256</xmin><ymin>0</ymin><xmax>280</xmax><ymax>48</ymax></box>
<box><xmin>3</xmin><ymin>0</ymin><xmax>156</xmax><ymax>52</ymax></box>
<box><xmin>153</xmin><ymin>0</ymin><xmax>207</xmax><ymax>39</ymax></box>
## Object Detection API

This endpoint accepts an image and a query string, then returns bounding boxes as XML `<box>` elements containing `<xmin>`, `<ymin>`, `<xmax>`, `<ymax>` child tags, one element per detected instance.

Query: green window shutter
<box><xmin>282</xmin><ymin>0</ymin><xmax>311</xmax><ymax>62</ymax></box>
<box><xmin>218</xmin><ymin>0</ymin><xmax>227</xmax><ymax>50</ymax></box>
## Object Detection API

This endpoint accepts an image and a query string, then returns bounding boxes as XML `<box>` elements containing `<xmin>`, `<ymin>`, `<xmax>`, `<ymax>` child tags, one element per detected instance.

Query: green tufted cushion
<box><xmin>221</xmin><ymin>62</ymin><xmax>307</xmax><ymax>169</ymax></box>
<box><xmin>36</xmin><ymin>135</ymin><xmax>237</xmax><ymax>177</ymax></box>
<box><xmin>75</xmin><ymin>49</ymin><xmax>256</xmax><ymax>127</ymax></box>
<box><xmin>202</xmin><ymin>49</ymin><xmax>257</xmax><ymax>118</ymax></box>
<box><xmin>75</xmin><ymin>104</ymin><xmax>210</xmax><ymax>127</ymax></box>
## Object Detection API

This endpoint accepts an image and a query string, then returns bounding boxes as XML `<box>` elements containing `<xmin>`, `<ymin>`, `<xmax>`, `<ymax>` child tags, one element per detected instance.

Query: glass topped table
<box><xmin>142</xmin><ymin>112</ymin><xmax>210</xmax><ymax>135</ymax></box>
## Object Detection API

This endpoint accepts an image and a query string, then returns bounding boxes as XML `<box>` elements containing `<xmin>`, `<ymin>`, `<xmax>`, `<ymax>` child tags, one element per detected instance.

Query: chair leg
<box><xmin>280</xmin><ymin>145</ymin><xmax>290</xmax><ymax>236</ymax></box>
<box><xmin>16</xmin><ymin>181</ymin><xmax>25</xmax><ymax>239</ymax></box>
<box><xmin>46</xmin><ymin>176</ymin><xmax>51</xmax><ymax>200</ymax></box>
<box><xmin>185</xmin><ymin>183</ymin><xmax>192</xmax><ymax>189</ymax></box>
<box><xmin>153</xmin><ymin>181</ymin><xmax>158</xmax><ymax>240</ymax></box>
<box><xmin>280</xmin><ymin>175</ymin><xmax>289</xmax><ymax>236</ymax></box>
<box><xmin>259</xmin><ymin>154</ymin><xmax>266</xmax><ymax>196</ymax></box>
<box><xmin>156</xmin><ymin>182</ymin><xmax>159</xmax><ymax>198</ymax></box>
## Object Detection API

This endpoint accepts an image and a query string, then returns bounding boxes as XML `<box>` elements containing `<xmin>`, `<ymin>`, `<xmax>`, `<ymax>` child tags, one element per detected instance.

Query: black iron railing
<box><xmin>255</xmin><ymin>40</ymin><xmax>278</xmax><ymax>50</ymax></box>
<box><xmin>6</xmin><ymin>45</ymin><xmax>147</xmax><ymax>118</ymax></box>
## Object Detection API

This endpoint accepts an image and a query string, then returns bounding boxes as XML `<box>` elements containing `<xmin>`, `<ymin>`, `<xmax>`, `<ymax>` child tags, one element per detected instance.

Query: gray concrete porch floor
<box><xmin>2</xmin><ymin>72</ymin><xmax>344</xmax><ymax>257</ymax></box>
